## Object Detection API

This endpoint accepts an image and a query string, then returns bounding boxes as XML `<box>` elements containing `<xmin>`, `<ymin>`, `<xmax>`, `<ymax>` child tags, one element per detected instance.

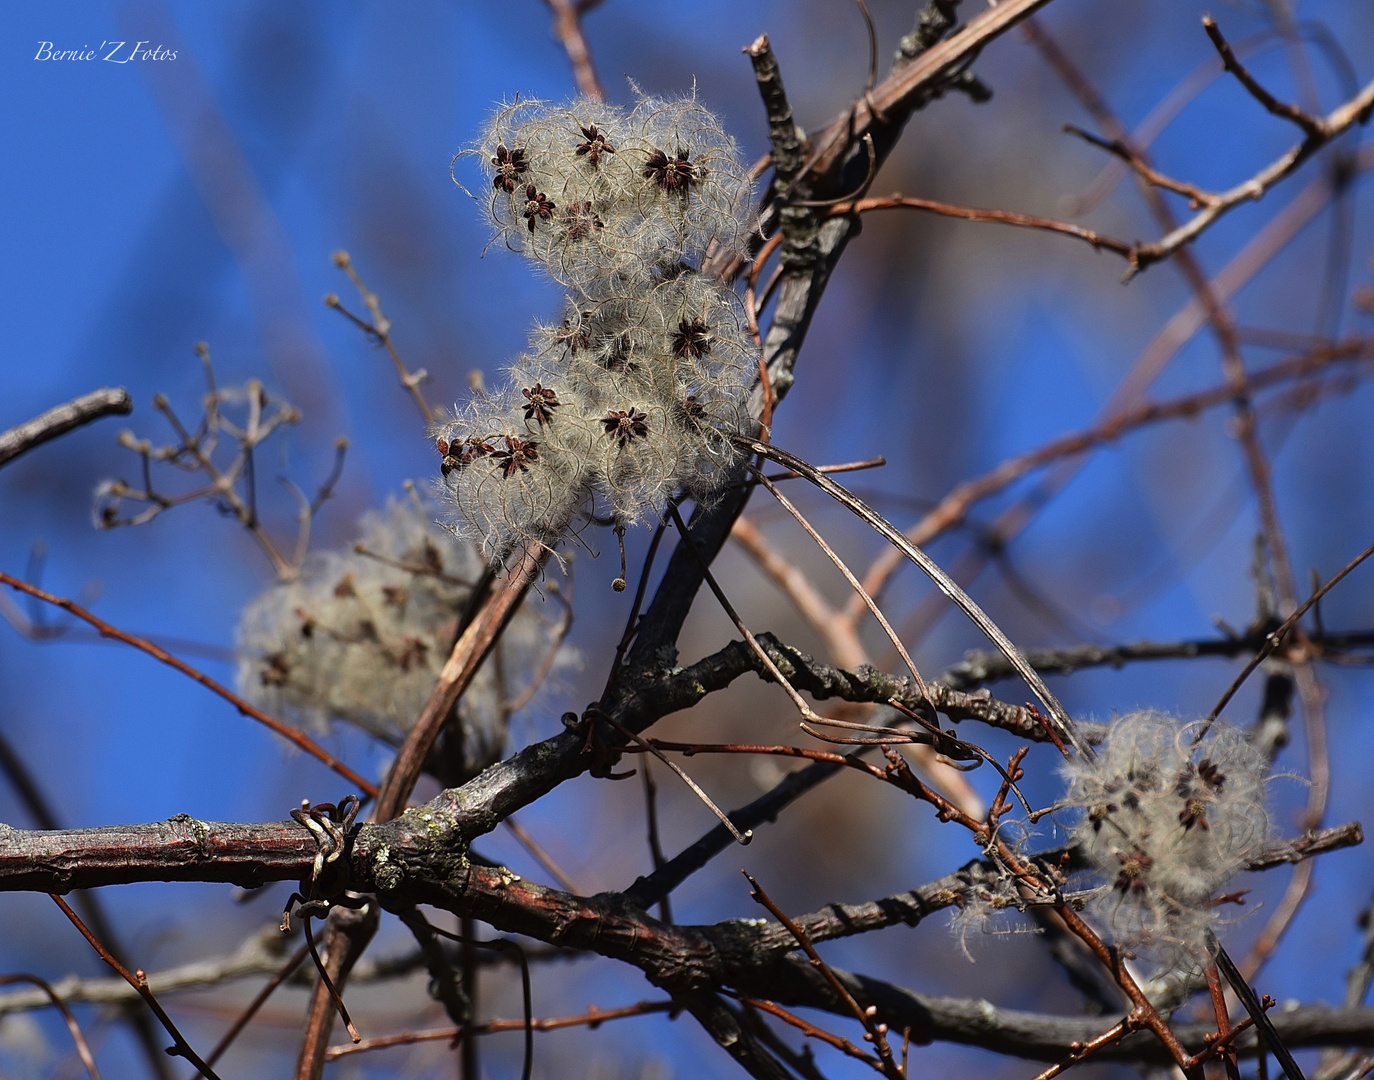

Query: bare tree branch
<box><xmin>0</xmin><ymin>387</ymin><xmax>131</xmax><ymax>469</ymax></box>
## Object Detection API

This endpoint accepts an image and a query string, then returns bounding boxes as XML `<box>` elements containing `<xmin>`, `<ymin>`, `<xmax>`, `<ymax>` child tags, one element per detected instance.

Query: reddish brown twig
<box><xmin>323</xmin><ymin>999</ymin><xmax>676</xmax><ymax>1060</ymax></box>
<box><xmin>0</xmin><ymin>973</ymin><xmax>103</xmax><ymax>1079</ymax></box>
<box><xmin>1028</xmin><ymin>1013</ymin><xmax>1140</xmax><ymax>1080</ymax></box>
<box><xmin>597</xmin><ymin>710</ymin><xmax>752</xmax><ymax>845</ymax></box>
<box><xmin>542</xmin><ymin>0</ymin><xmax>605</xmax><ymax>100</ymax></box>
<box><xmin>734</xmin><ymin>993</ymin><xmax>883</xmax><ymax>1069</ymax></box>
<box><xmin>199</xmin><ymin>938</ymin><xmax>313</xmax><ymax>1073</ymax></box>
<box><xmin>50</xmin><ymin>894</ymin><xmax>224</xmax><ymax>1080</ymax></box>
<box><xmin>1206</xmin><ymin>961</ymin><xmax>1242</xmax><ymax>1080</ymax></box>
<box><xmin>829</xmin><ymin>192</ymin><xmax>1135</xmax><ymax>259</ymax></box>
<box><xmin>849</xmin><ymin>337</ymin><xmax>1374</xmax><ymax>622</ymax></box>
<box><xmin>0</xmin><ymin>571</ymin><xmax>377</xmax><ymax>796</ymax></box>
<box><xmin>503</xmin><ymin>816</ymin><xmax>584</xmax><ymax>895</ymax></box>
<box><xmin>1024</xmin><ymin>24</ymin><xmax>1338</xmax><ymax>990</ymax></box>
<box><xmin>744</xmin><ymin>872</ymin><xmax>905</xmax><ymax>1078</ymax></box>
<box><xmin>1061</xmin><ymin>124</ymin><xmax>1215</xmax><ymax>205</ymax></box>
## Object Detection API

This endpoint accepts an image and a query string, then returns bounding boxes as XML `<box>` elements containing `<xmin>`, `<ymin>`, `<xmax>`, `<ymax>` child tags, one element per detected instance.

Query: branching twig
<box><xmin>733</xmin><ymin>438</ymin><xmax>1087</xmax><ymax>758</ymax></box>
<box><xmin>327</xmin><ymin>251</ymin><xmax>434</xmax><ymax>424</ymax></box>
<box><xmin>828</xmin><ymin>191</ymin><xmax>1135</xmax><ymax>258</ymax></box>
<box><xmin>50</xmin><ymin>894</ymin><xmax>224</xmax><ymax>1080</ymax></box>
<box><xmin>850</xmin><ymin>338</ymin><xmax>1374</xmax><ymax>623</ymax></box>
<box><xmin>745</xmin><ymin>872</ymin><xmax>905</xmax><ymax>1079</ymax></box>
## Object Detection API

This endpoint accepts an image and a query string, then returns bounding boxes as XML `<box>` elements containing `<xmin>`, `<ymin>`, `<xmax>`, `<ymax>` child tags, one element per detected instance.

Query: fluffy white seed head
<box><xmin>1060</xmin><ymin>711</ymin><xmax>1270</xmax><ymax>968</ymax></box>
<box><xmin>438</xmin><ymin>388</ymin><xmax>595</xmax><ymax>561</ymax></box>
<box><xmin>236</xmin><ymin>496</ymin><xmax>568</xmax><ymax>758</ymax></box>
<box><xmin>446</xmin><ymin>92</ymin><xmax>759</xmax><ymax>565</ymax></box>
<box><xmin>470</xmin><ymin>93</ymin><xmax>755</xmax><ymax>295</ymax></box>
<box><xmin>437</xmin><ymin>277</ymin><xmax>754</xmax><ymax>558</ymax></box>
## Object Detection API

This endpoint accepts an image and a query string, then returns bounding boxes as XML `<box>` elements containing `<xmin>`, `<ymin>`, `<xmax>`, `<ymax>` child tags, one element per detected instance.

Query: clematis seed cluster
<box><xmin>442</xmin><ymin>94</ymin><xmax>760</xmax><ymax>562</ymax></box>
<box><xmin>1060</xmin><ymin>710</ymin><xmax>1270</xmax><ymax>967</ymax></box>
<box><xmin>236</xmin><ymin>496</ymin><xmax>568</xmax><ymax>762</ymax></box>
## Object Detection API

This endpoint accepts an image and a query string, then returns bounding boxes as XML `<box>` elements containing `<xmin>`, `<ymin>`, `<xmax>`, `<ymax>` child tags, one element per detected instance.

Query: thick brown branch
<box><xmin>1</xmin><ymin>789</ymin><xmax>1360</xmax><ymax>1063</ymax></box>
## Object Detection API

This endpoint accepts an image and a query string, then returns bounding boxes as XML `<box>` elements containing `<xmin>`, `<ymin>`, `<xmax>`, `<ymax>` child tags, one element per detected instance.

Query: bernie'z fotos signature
<box><xmin>35</xmin><ymin>41</ymin><xmax>177</xmax><ymax>63</ymax></box>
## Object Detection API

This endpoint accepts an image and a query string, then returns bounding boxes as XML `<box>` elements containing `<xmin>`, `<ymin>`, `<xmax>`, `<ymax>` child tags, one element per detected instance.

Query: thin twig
<box><xmin>323</xmin><ymin>1000</ymin><xmax>675</xmax><ymax>1060</ymax></box>
<box><xmin>1204</xmin><ymin>16</ymin><xmax>1325</xmax><ymax>139</ymax></box>
<box><xmin>744</xmin><ymin>872</ymin><xmax>905</xmax><ymax>1079</ymax></box>
<box><xmin>640</xmin><ymin>759</ymin><xmax>673</xmax><ymax>922</ymax></box>
<box><xmin>1213</xmin><ymin>935</ymin><xmax>1306</xmax><ymax>1080</ymax></box>
<box><xmin>829</xmin><ymin>191</ymin><xmax>1134</xmax><ymax>258</ymax></box>
<box><xmin>542</xmin><ymin>0</ymin><xmax>605</xmax><ymax>99</ymax></box>
<box><xmin>1207</xmin><ymin>959</ymin><xmax>1244</xmax><ymax>1080</ymax></box>
<box><xmin>752</xmin><ymin>466</ymin><xmax>930</xmax><ymax>700</ymax></box>
<box><xmin>849</xmin><ymin>338</ymin><xmax>1374</xmax><ymax>623</ymax></box>
<box><xmin>597</xmin><ymin>710</ymin><xmax>753</xmax><ymax>845</ymax></box>
<box><xmin>734</xmin><ymin>993</ymin><xmax>882</xmax><ymax>1069</ymax></box>
<box><xmin>503</xmin><ymin>816</ymin><xmax>584</xmax><ymax>895</ymax></box>
<box><xmin>733</xmin><ymin>439</ymin><xmax>1087</xmax><ymax>758</ymax></box>
<box><xmin>0</xmin><ymin>973</ymin><xmax>102</xmax><ymax>1080</ymax></box>
<box><xmin>0</xmin><ymin>387</ymin><xmax>131</xmax><ymax>469</ymax></box>
<box><xmin>200</xmin><ymin>938</ymin><xmax>312</xmax><ymax>1072</ymax></box>
<box><xmin>668</xmin><ymin>501</ymin><xmax>843</xmax><ymax>733</ymax></box>
<box><xmin>0</xmin><ymin>571</ymin><xmax>377</xmax><ymax>795</ymax></box>
<box><xmin>329</xmin><ymin>251</ymin><xmax>434</xmax><ymax>424</ymax></box>
<box><xmin>425</xmin><ymin>925</ymin><xmax>535</xmax><ymax>1080</ymax></box>
<box><xmin>1028</xmin><ymin>1014</ymin><xmax>1138</xmax><ymax>1080</ymax></box>
<box><xmin>0</xmin><ymin>727</ymin><xmax>176</xmax><ymax>1080</ymax></box>
<box><xmin>50</xmin><ymin>894</ymin><xmax>224</xmax><ymax>1080</ymax></box>
<box><xmin>1203</xmin><ymin>538</ymin><xmax>1374</xmax><ymax>731</ymax></box>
